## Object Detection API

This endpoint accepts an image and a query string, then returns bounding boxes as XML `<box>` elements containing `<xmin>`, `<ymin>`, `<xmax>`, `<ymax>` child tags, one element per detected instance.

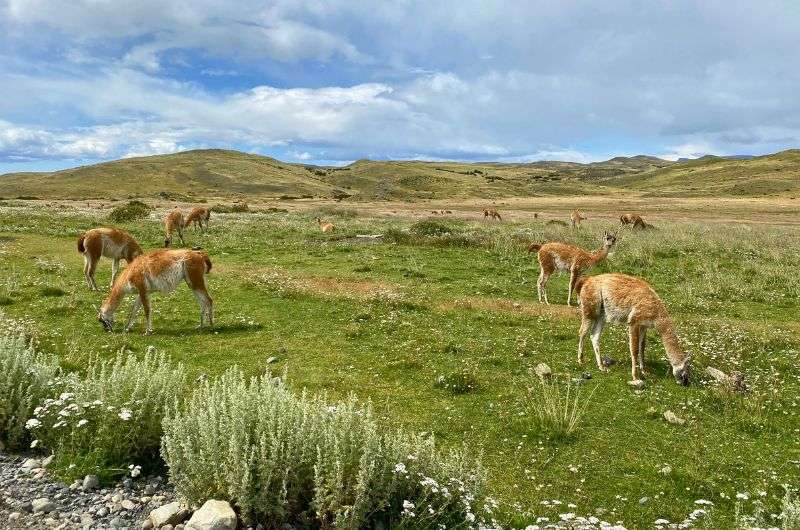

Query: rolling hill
<box><xmin>0</xmin><ymin>148</ymin><xmax>798</xmax><ymax>200</ymax></box>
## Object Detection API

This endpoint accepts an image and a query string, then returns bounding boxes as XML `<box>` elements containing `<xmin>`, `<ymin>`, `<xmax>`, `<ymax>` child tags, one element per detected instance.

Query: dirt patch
<box><xmin>245</xmin><ymin>266</ymin><xmax>400</xmax><ymax>300</ymax></box>
<box><xmin>436</xmin><ymin>297</ymin><xmax>578</xmax><ymax>318</ymax></box>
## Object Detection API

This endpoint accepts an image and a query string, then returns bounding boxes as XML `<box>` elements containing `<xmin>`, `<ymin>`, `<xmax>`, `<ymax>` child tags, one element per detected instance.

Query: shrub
<box><xmin>108</xmin><ymin>200</ymin><xmax>152</xmax><ymax>222</ymax></box>
<box><xmin>525</xmin><ymin>376</ymin><xmax>594</xmax><ymax>440</ymax></box>
<box><xmin>0</xmin><ymin>332</ymin><xmax>61</xmax><ymax>449</ymax></box>
<box><xmin>410</xmin><ymin>219</ymin><xmax>456</xmax><ymax>237</ymax></box>
<box><xmin>735</xmin><ymin>488</ymin><xmax>800</xmax><ymax>529</ymax></box>
<box><xmin>212</xmin><ymin>202</ymin><xmax>250</xmax><ymax>213</ymax></box>
<box><xmin>29</xmin><ymin>349</ymin><xmax>186</xmax><ymax>481</ymax></box>
<box><xmin>309</xmin><ymin>205</ymin><xmax>359</xmax><ymax>219</ymax></box>
<box><xmin>163</xmin><ymin>369</ymin><xmax>491</xmax><ymax>528</ymax></box>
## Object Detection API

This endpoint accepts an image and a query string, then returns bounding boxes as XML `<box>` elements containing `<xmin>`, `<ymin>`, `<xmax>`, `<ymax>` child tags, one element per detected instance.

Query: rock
<box><xmin>97</xmin><ymin>507</ymin><xmax>109</xmax><ymax>517</ymax></box>
<box><xmin>41</xmin><ymin>454</ymin><xmax>55</xmax><ymax>467</ymax></box>
<box><xmin>32</xmin><ymin>497</ymin><xmax>57</xmax><ymax>513</ymax></box>
<box><xmin>601</xmin><ymin>356</ymin><xmax>617</xmax><ymax>367</ymax></box>
<box><xmin>534</xmin><ymin>363</ymin><xmax>552</xmax><ymax>380</ymax></box>
<box><xmin>663</xmin><ymin>410</ymin><xmax>686</xmax><ymax>426</ymax></box>
<box><xmin>150</xmin><ymin>501</ymin><xmax>189</xmax><ymax>528</ymax></box>
<box><xmin>628</xmin><ymin>379</ymin><xmax>646</xmax><ymax>390</ymax></box>
<box><xmin>110</xmin><ymin>516</ymin><xmax>123</xmax><ymax>527</ymax></box>
<box><xmin>142</xmin><ymin>520</ymin><xmax>154</xmax><ymax>530</ymax></box>
<box><xmin>175</xmin><ymin>526</ymin><xmax>185</xmax><ymax>530</ymax></box>
<box><xmin>163</xmin><ymin>525</ymin><xmax>174</xmax><ymax>530</ymax></box>
<box><xmin>21</xmin><ymin>458</ymin><xmax>42</xmax><ymax>470</ymax></box>
<box><xmin>186</xmin><ymin>500</ymin><xmax>237</xmax><ymax>530</ymax></box>
<box><xmin>121</xmin><ymin>499</ymin><xmax>137</xmax><ymax>510</ymax></box>
<box><xmin>83</xmin><ymin>474</ymin><xmax>100</xmax><ymax>490</ymax></box>
<box><xmin>9</xmin><ymin>512</ymin><xmax>21</xmax><ymax>520</ymax></box>
<box><xmin>112</xmin><ymin>493</ymin><xmax>124</xmax><ymax>503</ymax></box>
<box><xmin>144</xmin><ymin>484</ymin><xmax>156</xmax><ymax>496</ymax></box>
<box><xmin>581</xmin><ymin>372</ymin><xmax>592</xmax><ymax>380</ymax></box>
<box><xmin>639</xmin><ymin>497</ymin><xmax>650</xmax><ymax>505</ymax></box>
<box><xmin>266</xmin><ymin>356</ymin><xmax>278</xmax><ymax>364</ymax></box>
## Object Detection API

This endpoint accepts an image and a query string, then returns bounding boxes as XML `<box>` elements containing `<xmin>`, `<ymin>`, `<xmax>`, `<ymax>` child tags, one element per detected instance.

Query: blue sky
<box><xmin>1</xmin><ymin>1</ymin><xmax>799</xmax><ymax>174</ymax></box>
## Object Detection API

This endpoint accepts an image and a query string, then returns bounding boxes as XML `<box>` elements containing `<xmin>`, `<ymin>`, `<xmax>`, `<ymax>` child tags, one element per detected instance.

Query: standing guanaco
<box><xmin>164</xmin><ymin>209</ymin><xmax>185</xmax><ymax>247</ymax></box>
<box><xmin>620</xmin><ymin>213</ymin><xmax>646</xmax><ymax>229</ymax></box>
<box><xmin>315</xmin><ymin>217</ymin><xmax>335</xmax><ymax>232</ymax></box>
<box><xmin>184</xmin><ymin>206</ymin><xmax>211</xmax><ymax>232</ymax></box>
<box><xmin>77</xmin><ymin>228</ymin><xmax>143</xmax><ymax>290</ymax></box>
<box><xmin>570</xmin><ymin>210</ymin><xmax>587</xmax><ymax>228</ymax></box>
<box><xmin>97</xmin><ymin>249</ymin><xmax>213</xmax><ymax>334</ymax></box>
<box><xmin>575</xmin><ymin>273</ymin><xmax>691</xmax><ymax>385</ymax></box>
<box><xmin>528</xmin><ymin>232</ymin><xmax>616</xmax><ymax>305</ymax></box>
<box><xmin>483</xmin><ymin>208</ymin><xmax>502</xmax><ymax>220</ymax></box>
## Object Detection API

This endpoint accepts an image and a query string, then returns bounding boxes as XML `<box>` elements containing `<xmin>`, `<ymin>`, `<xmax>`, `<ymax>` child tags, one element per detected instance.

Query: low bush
<box><xmin>0</xmin><ymin>332</ymin><xmax>61</xmax><ymax>449</ymax></box>
<box><xmin>163</xmin><ymin>369</ymin><xmax>491</xmax><ymax>528</ymax></box>
<box><xmin>29</xmin><ymin>349</ymin><xmax>186</xmax><ymax>481</ymax></box>
<box><xmin>309</xmin><ymin>205</ymin><xmax>359</xmax><ymax>219</ymax></box>
<box><xmin>434</xmin><ymin>365</ymin><xmax>478</xmax><ymax>395</ymax></box>
<box><xmin>108</xmin><ymin>200</ymin><xmax>152</xmax><ymax>222</ymax></box>
<box><xmin>212</xmin><ymin>202</ymin><xmax>250</xmax><ymax>213</ymax></box>
<box><xmin>410</xmin><ymin>219</ymin><xmax>456</xmax><ymax>237</ymax></box>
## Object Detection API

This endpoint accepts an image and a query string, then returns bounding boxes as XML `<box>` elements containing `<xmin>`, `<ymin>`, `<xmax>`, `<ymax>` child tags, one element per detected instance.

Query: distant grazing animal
<box><xmin>528</xmin><ymin>232</ymin><xmax>616</xmax><ymax>305</ymax></box>
<box><xmin>97</xmin><ymin>249</ymin><xmax>213</xmax><ymax>334</ymax></box>
<box><xmin>184</xmin><ymin>206</ymin><xmax>211</xmax><ymax>231</ymax></box>
<box><xmin>620</xmin><ymin>213</ymin><xmax>646</xmax><ymax>229</ymax></box>
<box><xmin>575</xmin><ymin>273</ymin><xmax>691</xmax><ymax>385</ymax></box>
<box><xmin>445</xmin><ymin>210</ymin><xmax>452</xmax><ymax>214</ymax></box>
<box><xmin>534</xmin><ymin>213</ymin><xmax>539</xmax><ymax>219</ymax></box>
<box><xmin>315</xmin><ymin>217</ymin><xmax>335</xmax><ymax>232</ymax></box>
<box><xmin>483</xmin><ymin>208</ymin><xmax>502</xmax><ymax>220</ymax></box>
<box><xmin>164</xmin><ymin>209</ymin><xmax>185</xmax><ymax>247</ymax></box>
<box><xmin>570</xmin><ymin>210</ymin><xmax>587</xmax><ymax>228</ymax></box>
<box><xmin>77</xmin><ymin>228</ymin><xmax>143</xmax><ymax>290</ymax></box>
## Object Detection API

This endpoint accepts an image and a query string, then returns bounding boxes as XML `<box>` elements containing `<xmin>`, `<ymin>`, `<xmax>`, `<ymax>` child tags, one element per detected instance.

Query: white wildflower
<box><xmin>77</xmin><ymin>419</ymin><xmax>88</xmax><ymax>427</ymax></box>
<box><xmin>25</xmin><ymin>418</ymin><xmax>42</xmax><ymax>429</ymax></box>
<box><xmin>30</xmin><ymin>440</ymin><xmax>39</xmax><ymax>448</ymax></box>
<box><xmin>394</xmin><ymin>462</ymin><xmax>407</xmax><ymax>474</ymax></box>
<box><xmin>118</xmin><ymin>409</ymin><xmax>133</xmax><ymax>421</ymax></box>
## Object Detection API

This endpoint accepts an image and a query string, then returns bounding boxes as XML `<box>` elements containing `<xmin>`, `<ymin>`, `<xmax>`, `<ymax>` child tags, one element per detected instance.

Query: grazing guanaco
<box><xmin>164</xmin><ymin>209</ymin><xmax>185</xmax><ymax>247</ymax></box>
<box><xmin>570</xmin><ymin>210</ymin><xmax>586</xmax><ymax>228</ymax></box>
<box><xmin>575</xmin><ymin>273</ymin><xmax>691</xmax><ymax>385</ymax></box>
<box><xmin>528</xmin><ymin>232</ymin><xmax>616</xmax><ymax>305</ymax></box>
<box><xmin>620</xmin><ymin>213</ymin><xmax>646</xmax><ymax>229</ymax></box>
<box><xmin>483</xmin><ymin>208</ymin><xmax>502</xmax><ymax>220</ymax></box>
<box><xmin>315</xmin><ymin>217</ymin><xmax>334</xmax><ymax>232</ymax></box>
<box><xmin>184</xmin><ymin>206</ymin><xmax>211</xmax><ymax>232</ymax></box>
<box><xmin>77</xmin><ymin>228</ymin><xmax>143</xmax><ymax>290</ymax></box>
<box><xmin>97</xmin><ymin>249</ymin><xmax>213</xmax><ymax>334</ymax></box>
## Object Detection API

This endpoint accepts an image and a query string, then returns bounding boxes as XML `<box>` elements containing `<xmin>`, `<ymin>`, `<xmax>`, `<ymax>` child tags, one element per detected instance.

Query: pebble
<box><xmin>83</xmin><ymin>474</ymin><xmax>100</xmax><ymax>490</ymax></box>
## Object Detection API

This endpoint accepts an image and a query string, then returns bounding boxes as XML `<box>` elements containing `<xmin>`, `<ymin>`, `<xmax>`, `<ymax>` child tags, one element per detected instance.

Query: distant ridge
<box><xmin>0</xmin><ymin>148</ymin><xmax>798</xmax><ymax>200</ymax></box>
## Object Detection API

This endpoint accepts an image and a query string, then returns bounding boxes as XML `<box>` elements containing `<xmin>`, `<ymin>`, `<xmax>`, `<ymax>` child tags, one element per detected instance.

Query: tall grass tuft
<box><xmin>0</xmin><ymin>331</ymin><xmax>61</xmax><ymax>449</ymax></box>
<box><xmin>29</xmin><ymin>349</ymin><xmax>186</xmax><ymax>481</ymax></box>
<box><xmin>163</xmin><ymin>368</ymin><xmax>491</xmax><ymax>528</ymax></box>
<box><xmin>526</xmin><ymin>376</ymin><xmax>594</xmax><ymax>440</ymax></box>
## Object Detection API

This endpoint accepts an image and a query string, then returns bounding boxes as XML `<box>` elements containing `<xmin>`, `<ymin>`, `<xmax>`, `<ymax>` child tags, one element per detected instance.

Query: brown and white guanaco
<box><xmin>164</xmin><ymin>209</ymin><xmax>185</xmax><ymax>247</ymax></box>
<box><xmin>184</xmin><ymin>206</ymin><xmax>211</xmax><ymax>232</ymax></box>
<box><xmin>97</xmin><ymin>249</ymin><xmax>213</xmax><ymax>334</ymax></box>
<box><xmin>483</xmin><ymin>208</ymin><xmax>502</xmax><ymax>220</ymax></box>
<box><xmin>315</xmin><ymin>217</ymin><xmax>335</xmax><ymax>232</ymax></box>
<box><xmin>570</xmin><ymin>210</ymin><xmax>586</xmax><ymax>228</ymax></box>
<box><xmin>575</xmin><ymin>273</ymin><xmax>691</xmax><ymax>385</ymax></box>
<box><xmin>620</xmin><ymin>213</ymin><xmax>646</xmax><ymax>229</ymax></box>
<box><xmin>528</xmin><ymin>233</ymin><xmax>616</xmax><ymax>305</ymax></box>
<box><xmin>77</xmin><ymin>228</ymin><xmax>143</xmax><ymax>290</ymax></box>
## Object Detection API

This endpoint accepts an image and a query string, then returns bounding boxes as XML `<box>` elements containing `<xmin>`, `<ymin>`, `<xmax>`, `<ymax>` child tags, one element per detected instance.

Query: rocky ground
<box><xmin>0</xmin><ymin>451</ymin><xmax>177</xmax><ymax>530</ymax></box>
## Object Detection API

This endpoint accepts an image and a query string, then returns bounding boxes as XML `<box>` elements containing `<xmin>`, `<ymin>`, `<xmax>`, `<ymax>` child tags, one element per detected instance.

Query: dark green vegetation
<box><xmin>2</xmin><ymin>148</ymin><xmax>799</xmax><ymax>200</ymax></box>
<box><xmin>0</xmin><ymin>204</ymin><xmax>798</xmax><ymax>527</ymax></box>
<box><xmin>108</xmin><ymin>200</ymin><xmax>153</xmax><ymax>222</ymax></box>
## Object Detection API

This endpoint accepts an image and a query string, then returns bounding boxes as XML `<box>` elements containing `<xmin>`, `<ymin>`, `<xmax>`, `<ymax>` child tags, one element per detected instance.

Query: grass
<box><xmin>0</xmin><ymin>201</ymin><xmax>798</xmax><ymax>527</ymax></box>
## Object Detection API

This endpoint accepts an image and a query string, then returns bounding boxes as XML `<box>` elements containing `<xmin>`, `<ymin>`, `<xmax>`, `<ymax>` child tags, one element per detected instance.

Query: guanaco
<box><xmin>315</xmin><ymin>217</ymin><xmax>334</xmax><ymax>232</ymax></box>
<box><xmin>164</xmin><ymin>209</ymin><xmax>185</xmax><ymax>247</ymax></box>
<box><xmin>570</xmin><ymin>210</ymin><xmax>586</xmax><ymax>228</ymax></box>
<box><xmin>528</xmin><ymin>232</ymin><xmax>616</xmax><ymax>305</ymax></box>
<box><xmin>483</xmin><ymin>208</ymin><xmax>502</xmax><ymax>220</ymax></box>
<box><xmin>575</xmin><ymin>273</ymin><xmax>691</xmax><ymax>385</ymax></box>
<box><xmin>97</xmin><ymin>249</ymin><xmax>213</xmax><ymax>334</ymax></box>
<box><xmin>77</xmin><ymin>228</ymin><xmax>143</xmax><ymax>290</ymax></box>
<box><xmin>184</xmin><ymin>206</ymin><xmax>211</xmax><ymax>232</ymax></box>
<box><xmin>620</xmin><ymin>213</ymin><xmax>646</xmax><ymax>229</ymax></box>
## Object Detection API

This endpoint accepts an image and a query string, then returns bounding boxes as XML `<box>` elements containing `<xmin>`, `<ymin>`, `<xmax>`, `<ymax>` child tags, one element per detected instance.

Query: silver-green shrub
<box><xmin>163</xmin><ymin>369</ymin><xmax>491</xmax><ymax>528</ymax></box>
<box><xmin>0</xmin><ymin>331</ymin><xmax>61</xmax><ymax>449</ymax></box>
<box><xmin>29</xmin><ymin>349</ymin><xmax>186</xmax><ymax>480</ymax></box>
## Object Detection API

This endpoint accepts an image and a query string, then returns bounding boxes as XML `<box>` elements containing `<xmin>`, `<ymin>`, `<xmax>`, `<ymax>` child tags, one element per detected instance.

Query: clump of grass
<box><xmin>735</xmin><ymin>488</ymin><xmax>800</xmax><ymax>529</ymax></box>
<box><xmin>309</xmin><ymin>205</ymin><xmax>359</xmax><ymax>219</ymax></box>
<box><xmin>162</xmin><ymin>368</ymin><xmax>490</xmax><ymax>528</ymax></box>
<box><xmin>434</xmin><ymin>365</ymin><xmax>478</xmax><ymax>395</ymax></box>
<box><xmin>525</xmin><ymin>376</ymin><xmax>594</xmax><ymax>441</ymax></box>
<box><xmin>108</xmin><ymin>200</ymin><xmax>152</xmax><ymax>222</ymax></box>
<box><xmin>0</xmin><ymin>296</ymin><xmax>12</xmax><ymax>306</ymax></box>
<box><xmin>411</xmin><ymin>219</ymin><xmax>456</xmax><ymax>237</ymax></box>
<box><xmin>40</xmin><ymin>286</ymin><xmax>66</xmax><ymax>297</ymax></box>
<box><xmin>30</xmin><ymin>350</ymin><xmax>186</xmax><ymax>482</ymax></box>
<box><xmin>0</xmin><ymin>331</ymin><xmax>62</xmax><ymax>449</ymax></box>
<box><xmin>212</xmin><ymin>202</ymin><xmax>250</xmax><ymax>213</ymax></box>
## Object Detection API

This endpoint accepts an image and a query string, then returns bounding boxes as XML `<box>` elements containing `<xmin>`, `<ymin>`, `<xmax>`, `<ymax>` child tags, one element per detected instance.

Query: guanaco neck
<box><xmin>655</xmin><ymin>317</ymin><xmax>688</xmax><ymax>368</ymax></box>
<box><xmin>101</xmin><ymin>283</ymin><xmax>127</xmax><ymax>316</ymax></box>
<box><xmin>589</xmin><ymin>245</ymin><xmax>611</xmax><ymax>265</ymax></box>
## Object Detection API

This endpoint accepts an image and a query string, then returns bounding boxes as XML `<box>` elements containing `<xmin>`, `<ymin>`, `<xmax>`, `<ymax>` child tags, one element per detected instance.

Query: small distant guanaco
<box><xmin>483</xmin><ymin>208</ymin><xmax>502</xmax><ymax>220</ymax></box>
<box><xmin>620</xmin><ymin>213</ymin><xmax>646</xmax><ymax>229</ymax></box>
<box><xmin>164</xmin><ymin>209</ymin><xmax>185</xmax><ymax>247</ymax></box>
<box><xmin>184</xmin><ymin>206</ymin><xmax>211</xmax><ymax>232</ymax></box>
<box><xmin>574</xmin><ymin>273</ymin><xmax>691</xmax><ymax>385</ymax></box>
<box><xmin>528</xmin><ymin>232</ymin><xmax>616</xmax><ymax>305</ymax></box>
<box><xmin>570</xmin><ymin>210</ymin><xmax>586</xmax><ymax>228</ymax></box>
<box><xmin>315</xmin><ymin>217</ymin><xmax>335</xmax><ymax>232</ymax></box>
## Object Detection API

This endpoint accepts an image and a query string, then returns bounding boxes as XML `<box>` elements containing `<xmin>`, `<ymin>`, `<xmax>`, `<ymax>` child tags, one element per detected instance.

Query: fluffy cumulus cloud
<box><xmin>1</xmin><ymin>0</ymin><xmax>799</xmax><ymax>171</ymax></box>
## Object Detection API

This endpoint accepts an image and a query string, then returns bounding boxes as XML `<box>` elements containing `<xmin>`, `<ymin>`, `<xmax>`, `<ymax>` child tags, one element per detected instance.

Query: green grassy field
<box><xmin>0</xmin><ymin>203</ymin><xmax>798</xmax><ymax>528</ymax></box>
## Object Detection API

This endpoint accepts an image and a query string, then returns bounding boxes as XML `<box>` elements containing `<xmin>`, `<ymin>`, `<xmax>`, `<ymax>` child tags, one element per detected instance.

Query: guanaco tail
<box><xmin>528</xmin><ymin>232</ymin><xmax>616</xmax><ymax>305</ymax></box>
<box><xmin>77</xmin><ymin>228</ymin><xmax>143</xmax><ymax>290</ymax></box>
<box><xmin>315</xmin><ymin>217</ymin><xmax>335</xmax><ymax>232</ymax></box>
<box><xmin>570</xmin><ymin>210</ymin><xmax>587</xmax><ymax>228</ymax></box>
<box><xmin>184</xmin><ymin>206</ymin><xmax>211</xmax><ymax>232</ymax></box>
<box><xmin>574</xmin><ymin>273</ymin><xmax>691</xmax><ymax>385</ymax></box>
<box><xmin>164</xmin><ymin>209</ymin><xmax>185</xmax><ymax>247</ymax></box>
<box><xmin>97</xmin><ymin>249</ymin><xmax>213</xmax><ymax>334</ymax></box>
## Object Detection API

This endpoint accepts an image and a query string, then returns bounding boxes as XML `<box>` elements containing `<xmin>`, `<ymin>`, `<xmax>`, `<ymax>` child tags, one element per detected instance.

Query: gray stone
<box><xmin>663</xmin><ymin>410</ymin><xmax>686</xmax><ymax>426</ymax></box>
<box><xmin>185</xmin><ymin>500</ymin><xmax>237</xmax><ymax>530</ymax></box>
<box><xmin>628</xmin><ymin>379</ymin><xmax>646</xmax><ymax>390</ymax></box>
<box><xmin>9</xmin><ymin>512</ymin><xmax>21</xmax><ymax>520</ymax></box>
<box><xmin>97</xmin><ymin>507</ymin><xmax>109</xmax><ymax>517</ymax></box>
<box><xmin>21</xmin><ymin>458</ymin><xmax>42</xmax><ymax>470</ymax></box>
<box><xmin>41</xmin><ymin>454</ymin><xmax>55</xmax><ymax>467</ymax></box>
<box><xmin>143</xmin><ymin>484</ymin><xmax>156</xmax><ymax>496</ymax></box>
<box><xmin>141</xmin><ymin>520</ymin><xmax>154</xmax><ymax>530</ymax></box>
<box><xmin>32</xmin><ymin>497</ymin><xmax>57</xmax><ymax>513</ymax></box>
<box><xmin>150</xmin><ymin>501</ymin><xmax>189</xmax><ymax>528</ymax></box>
<box><xmin>639</xmin><ymin>497</ymin><xmax>650</xmax><ymax>505</ymax></box>
<box><xmin>110</xmin><ymin>516</ymin><xmax>124</xmax><ymax>527</ymax></box>
<box><xmin>534</xmin><ymin>362</ymin><xmax>552</xmax><ymax>380</ymax></box>
<box><xmin>121</xmin><ymin>499</ymin><xmax>137</xmax><ymax>510</ymax></box>
<box><xmin>83</xmin><ymin>474</ymin><xmax>100</xmax><ymax>490</ymax></box>
<box><xmin>163</xmin><ymin>525</ymin><xmax>174</xmax><ymax>530</ymax></box>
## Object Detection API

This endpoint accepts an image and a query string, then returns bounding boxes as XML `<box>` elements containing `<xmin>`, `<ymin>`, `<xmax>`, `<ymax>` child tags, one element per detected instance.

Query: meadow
<box><xmin>0</xmin><ymin>200</ymin><xmax>799</xmax><ymax>528</ymax></box>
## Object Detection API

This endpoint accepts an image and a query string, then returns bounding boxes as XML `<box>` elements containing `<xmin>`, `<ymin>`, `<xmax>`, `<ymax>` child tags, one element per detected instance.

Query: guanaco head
<box><xmin>602</xmin><ymin>232</ymin><xmax>617</xmax><ymax>249</ymax></box>
<box><xmin>127</xmin><ymin>243</ymin><xmax>143</xmax><ymax>263</ymax></box>
<box><xmin>314</xmin><ymin>217</ymin><xmax>322</xmax><ymax>224</ymax></box>
<box><xmin>95</xmin><ymin>304</ymin><xmax>114</xmax><ymax>332</ymax></box>
<box><xmin>672</xmin><ymin>354</ymin><xmax>691</xmax><ymax>386</ymax></box>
